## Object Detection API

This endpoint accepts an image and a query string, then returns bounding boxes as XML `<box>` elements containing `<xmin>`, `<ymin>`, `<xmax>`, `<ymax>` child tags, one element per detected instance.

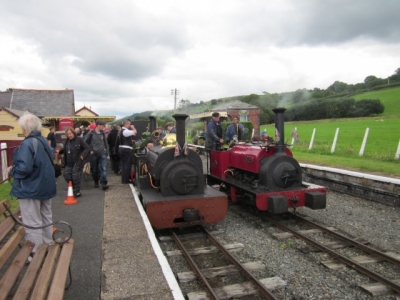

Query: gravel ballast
<box><xmin>205</xmin><ymin>189</ymin><xmax>400</xmax><ymax>300</ymax></box>
<box><xmin>163</xmin><ymin>154</ymin><xmax>400</xmax><ymax>299</ymax></box>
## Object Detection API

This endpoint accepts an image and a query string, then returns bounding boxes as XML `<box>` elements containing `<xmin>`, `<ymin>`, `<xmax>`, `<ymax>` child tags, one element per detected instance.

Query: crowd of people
<box><xmin>41</xmin><ymin>114</ymin><xmax>246</xmax><ymax>198</ymax></box>
<box><xmin>6</xmin><ymin>111</ymin><xmax>244</xmax><ymax>263</ymax></box>
<box><xmin>12</xmin><ymin>114</ymin><xmax>243</xmax><ymax>202</ymax></box>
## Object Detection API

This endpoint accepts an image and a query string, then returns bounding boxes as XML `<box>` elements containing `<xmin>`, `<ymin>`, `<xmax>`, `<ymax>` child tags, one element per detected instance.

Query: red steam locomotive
<box><xmin>207</xmin><ymin>107</ymin><xmax>327</xmax><ymax>213</ymax></box>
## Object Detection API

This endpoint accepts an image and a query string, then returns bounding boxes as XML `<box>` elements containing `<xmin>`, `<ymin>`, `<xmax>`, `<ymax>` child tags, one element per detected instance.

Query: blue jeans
<box><xmin>90</xmin><ymin>152</ymin><xmax>107</xmax><ymax>184</ymax></box>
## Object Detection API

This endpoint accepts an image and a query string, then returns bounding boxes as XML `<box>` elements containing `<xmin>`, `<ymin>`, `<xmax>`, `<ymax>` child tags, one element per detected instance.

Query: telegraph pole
<box><xmin>171</xmin><ymin>88</ymin><xmax>179</xmax><ymax>110</ymax></box>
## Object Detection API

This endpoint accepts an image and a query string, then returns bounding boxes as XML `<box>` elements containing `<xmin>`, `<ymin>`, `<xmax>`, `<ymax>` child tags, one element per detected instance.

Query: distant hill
<box><xmin>117</xmin><ymin>68</ymin><xmax>400</xmax><ymax>121</ymax></box>
<box><xmin>352</xmin><ymin>86</ymin><xmax>400</xmax><ymax>117</ymax></box>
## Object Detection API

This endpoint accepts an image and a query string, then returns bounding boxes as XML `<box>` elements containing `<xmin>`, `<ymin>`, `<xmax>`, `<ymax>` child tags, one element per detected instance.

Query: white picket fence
<box><xmin>291</xmin><ymin>128</ymin><xmax>400</xmax><ymax>159</ymax></box>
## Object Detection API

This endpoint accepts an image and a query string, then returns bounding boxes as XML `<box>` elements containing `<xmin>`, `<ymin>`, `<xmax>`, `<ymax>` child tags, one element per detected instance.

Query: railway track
<box><xmin>263</xmin><ymin>212</ymin><xmax>400</xmax><ymax>296</ymax></box>
<box><xmin>159</xmin><ymin>226</ymin><xmax>285</xmax><ymax>299</ymax></box>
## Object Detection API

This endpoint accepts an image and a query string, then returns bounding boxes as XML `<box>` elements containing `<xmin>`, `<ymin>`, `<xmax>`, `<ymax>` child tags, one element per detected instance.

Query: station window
<box><xmin>240</xmin><ymin>115</ymin><xmax>248</xmax><ymax>122</ymax></box>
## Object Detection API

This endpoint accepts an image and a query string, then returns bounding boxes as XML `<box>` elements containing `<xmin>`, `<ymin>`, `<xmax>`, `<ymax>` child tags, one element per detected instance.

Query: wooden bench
<box><xmin>0</xmin><ymin>199</ymin><xmax>74</xmax><ymax>300</ymax></box>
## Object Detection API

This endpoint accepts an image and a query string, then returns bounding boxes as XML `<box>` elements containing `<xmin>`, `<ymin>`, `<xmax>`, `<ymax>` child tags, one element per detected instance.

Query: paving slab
<box><xmin>51</xmin><ymin>165</ymin><xmax>177</xmax><ymax>300</ymax></box>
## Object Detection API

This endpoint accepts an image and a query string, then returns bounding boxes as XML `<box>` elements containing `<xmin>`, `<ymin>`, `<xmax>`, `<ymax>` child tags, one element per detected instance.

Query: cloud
<box><xmin>0</xmin><ymin>1</ymin><xmax>189</xmax><ymax>81</ymax></box>
<box><xmin>0</xmin><ymin>0</ymin><xmax>399</xmax><ymax>119</ymax></box>
<box><xmin>229</xmin><ymin>0</ymin><xmax>400</xmax><ymax>46</ymax></box>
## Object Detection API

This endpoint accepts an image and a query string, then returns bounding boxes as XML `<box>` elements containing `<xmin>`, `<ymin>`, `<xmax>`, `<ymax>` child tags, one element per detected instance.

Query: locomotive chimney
<box><xmin>272</xmin><ymin>107</ymin><xmax>286</xmax><ymax>154</ymax></box>
<box><xmin>173</xmin><ymin>114</ymin><xmax>188</xmax><ymax>151</ymax></box>
<box><xmin>149</xmin><ymin>116</ymin><xmax>156</xmax><ymax>132</ymax></box>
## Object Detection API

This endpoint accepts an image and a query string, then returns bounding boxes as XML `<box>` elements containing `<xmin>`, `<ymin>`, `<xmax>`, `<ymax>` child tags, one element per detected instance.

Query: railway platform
<box><xmin>51</xmin><ymin>170</ymin><xmax>183</xmax><ymax>300</ymax></box>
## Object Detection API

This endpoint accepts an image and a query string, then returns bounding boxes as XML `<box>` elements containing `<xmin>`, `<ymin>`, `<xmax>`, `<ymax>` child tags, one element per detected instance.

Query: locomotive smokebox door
<box><xmin>268</xmin><ymin>196</ymin><xmax>288</xmax><ymax>214</ymax></box>
<box><xmin>305</xmin><ymin>192</ymin><xmax>326</xmax><ymax>210</ymax></box>
<box><xmin>183</xmin><ymin>208</ymin><xmax>200</xmax><ymax>222</ymax></box>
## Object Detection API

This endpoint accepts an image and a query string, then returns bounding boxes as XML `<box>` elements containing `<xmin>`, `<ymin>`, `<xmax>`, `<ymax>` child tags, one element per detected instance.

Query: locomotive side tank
<box><xmin>134</xmin><ymin>114</ymin><xmax>228</xmax><ymax>229</ymax></box>
<box><xmin>207</xmin><ymin>107</ymin><xmax>327</xmax><ymax>213</ymax></box>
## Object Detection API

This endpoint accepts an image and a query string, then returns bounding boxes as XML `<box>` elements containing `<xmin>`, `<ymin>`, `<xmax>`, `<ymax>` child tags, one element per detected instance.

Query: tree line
<box><xmin>235</xmin><ymin>67</ymin><xmax>399</xmax><ymax>123</ymax></box>
<box><xmin>119</xmin><ymin>67</ymin><xmax>399</xmax><ymax>124</ymax></box>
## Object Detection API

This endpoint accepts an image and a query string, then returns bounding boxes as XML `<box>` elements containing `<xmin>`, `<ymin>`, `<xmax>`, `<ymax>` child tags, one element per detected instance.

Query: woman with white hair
<box><xmin>7</xmin><ymin>112</ymin><xmax>56</xmax><ymax>255</ymax></box>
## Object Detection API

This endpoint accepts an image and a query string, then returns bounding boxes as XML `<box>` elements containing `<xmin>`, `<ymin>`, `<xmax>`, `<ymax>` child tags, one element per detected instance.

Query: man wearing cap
<box><xmin>118</xmin><ymin>119</ymin><xmax>137</xmax><ymax>184</ymax></box>
<box><xmin>206</xmin><ymin>112</ymin><xmax>224</xmax><ymax>150</ymax></box>
<box><xmin>85</xmin><ymin>120</ymin><xmax>109</xmax><ymax>190</ymax></box>
<box><xmin>165</xmin><ymin>122</ymin><xmax>176</xmax><ymax>134</ymax></box>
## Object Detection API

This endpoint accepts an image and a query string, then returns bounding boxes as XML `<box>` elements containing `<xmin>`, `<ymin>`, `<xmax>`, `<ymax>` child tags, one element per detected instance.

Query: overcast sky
<box><xmin>1</xmin><ymin>0</ymin><xmax>399</xmax><ymax>119</ymax></box>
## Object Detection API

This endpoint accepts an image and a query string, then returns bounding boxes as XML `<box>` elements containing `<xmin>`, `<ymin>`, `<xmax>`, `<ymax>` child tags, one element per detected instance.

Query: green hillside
<box><xmin>256</xmin><ymin>86</ymin><xmax>400</xmax><ymax>176</ymax></box>
<box><xmin>260</xmin><ymin>118</ymin><xmax>400</xmax><ymax>176</ymax></box>
<box><xmin>352</xmin><ymin>86</ymin><xmax>400</xmax><ymax>116</ymax></box>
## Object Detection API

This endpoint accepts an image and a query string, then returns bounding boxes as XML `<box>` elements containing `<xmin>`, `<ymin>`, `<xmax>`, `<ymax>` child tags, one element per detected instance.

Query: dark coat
<box><xmin>61</xmin><ymin>136</ymin><xmax>90</xmax><ymax>167</ymax></box>
<box><xmin>206</xmin><ymin>119</ymin><xmax>223</xmax><ymax>150</ymax></box>
<box><xmin>9</xmin><ymin>131</ymin><xmax>57</xmax><ymax>200</ymax></box>
<box><xmin>107</xmin><ymin>129</ymin><xmax>119</xmax><ymax>156</ymax></box>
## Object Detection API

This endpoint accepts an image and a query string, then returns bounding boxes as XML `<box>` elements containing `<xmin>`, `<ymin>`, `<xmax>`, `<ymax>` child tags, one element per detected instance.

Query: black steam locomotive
<box><xmin>133</xmin><ymin>114</ymin><xmax>228</xmax><ymax>229</ymax></box>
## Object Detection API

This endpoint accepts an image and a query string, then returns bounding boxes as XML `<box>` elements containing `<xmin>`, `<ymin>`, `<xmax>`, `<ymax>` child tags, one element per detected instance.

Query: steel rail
<box><xmin>263</xmin><ymin>215</ymin><xmax>400</xmax><ymax>294</ymax></box>
<box><xmin>292</xmin><ymin>213</ymin><xmax>400</xmax><ymax>267</ymax></box>
<box><xmin>171</xmin><ymin>230</ymin><xmax>219</xmax><ymax>300</ymax></box>
<box><xmin>202</xmin><ymin>227</ymin><xmax>278</xmax><ymax>300</ymax></box>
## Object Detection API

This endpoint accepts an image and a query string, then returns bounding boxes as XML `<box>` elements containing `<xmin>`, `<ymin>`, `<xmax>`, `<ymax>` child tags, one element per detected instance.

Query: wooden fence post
<box><xmin>1</xmin><ymin>143</ymin><xmax>8</xmax><ymax>182</ymax></box>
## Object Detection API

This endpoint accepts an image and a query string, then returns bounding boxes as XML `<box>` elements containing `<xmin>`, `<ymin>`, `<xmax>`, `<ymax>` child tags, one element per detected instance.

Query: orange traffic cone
<box><xmin>64</xmin><ymin>181</ymin><xmax>78</xmax><ymax>205</ymax></box>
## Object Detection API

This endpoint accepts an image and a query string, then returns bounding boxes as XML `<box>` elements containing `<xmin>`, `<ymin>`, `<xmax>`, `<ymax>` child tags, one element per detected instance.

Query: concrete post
<box><xmin>331</xmin><ymin>128</ymin><xmax>339</xmax><ymax>153</ymax></box>
<box><xmin>308</xmin><ymin>128</ymin><xmax>316</xmax><ymax>150</ymax></box>
<box><xmin>359</xmin><ymin>128</ymin><xmax>369</xmax><ymax>156</ymax></box>
<box><xmin>395</xmin><ymin>139</ymin><xmax>400</xmax><ymax>160</ymax></box>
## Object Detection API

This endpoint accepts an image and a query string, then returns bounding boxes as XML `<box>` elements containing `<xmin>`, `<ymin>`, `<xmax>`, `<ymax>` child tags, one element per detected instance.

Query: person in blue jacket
<box><xmin>7</xmin><ymin>112</ymin><xmax>56</xmax><ymax>254</ymax></box>
<box><xmin>225</xmin><ymin>116</ymin><xmax>245</xmax><ymax>146</ymax></box>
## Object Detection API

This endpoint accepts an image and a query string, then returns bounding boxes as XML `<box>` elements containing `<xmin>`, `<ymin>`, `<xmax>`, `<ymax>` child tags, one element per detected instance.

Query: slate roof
<box><xmin>8</xmin><ymin>88</ymin><xmax>75</xmax><ymax>117</ymax></box>
<box><xmin>0</xmin><ymin>91</ymin><xmax>12</xmax><ymax>108</ymax></box>
<box><xmin>213</xmin><ymin>100</ymin><xmax>259</xmax><ymax>110</ymax></box>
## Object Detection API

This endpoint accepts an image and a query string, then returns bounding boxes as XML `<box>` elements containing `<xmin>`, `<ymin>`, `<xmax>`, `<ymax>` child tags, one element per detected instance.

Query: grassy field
<box><xmin>0</xmin><ymin>180</ymin><xmax>18</xmax><ymax>215</ymax></box>
<box><xmin>352</xmin><ymin>86</ymin><xmax>400</xmax><ymax>117</ymax></box>
<box><xmin>260</xmin><ymin>117</ymin><xmax>400</xmax><ymax>177</ymax></box>
<box><xmin>260</xmin><ymin>86</ymin><xmax>400</xmax><ymax>177</ymax></box>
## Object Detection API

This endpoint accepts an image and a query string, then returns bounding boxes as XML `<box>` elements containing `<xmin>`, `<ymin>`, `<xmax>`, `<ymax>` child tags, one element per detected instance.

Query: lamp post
<box><xmin>171</xmin><ymin>88</ymin><xmax>179</xmax><ymax>110</ymax></box>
